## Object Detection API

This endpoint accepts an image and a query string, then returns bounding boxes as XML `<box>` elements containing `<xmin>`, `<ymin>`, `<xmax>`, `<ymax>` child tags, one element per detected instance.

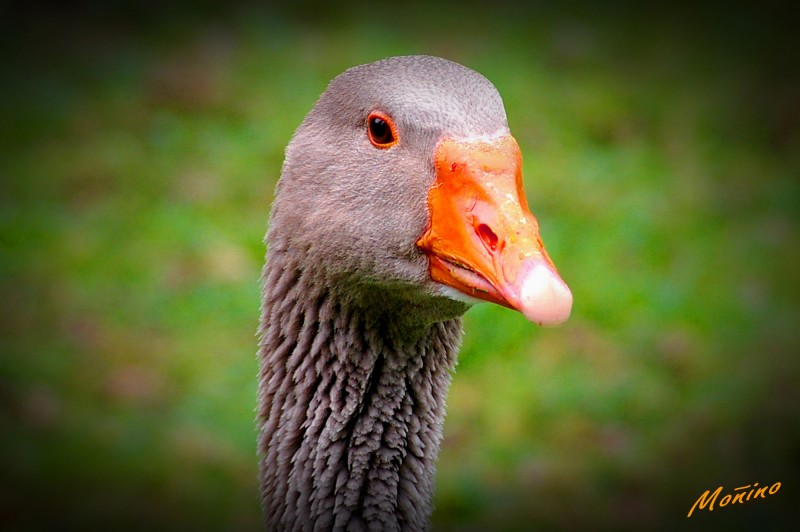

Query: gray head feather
<box><xmin>269</xmin><ymin>56</ymin><xmax>509</xmax><ymax>299</ymax></box>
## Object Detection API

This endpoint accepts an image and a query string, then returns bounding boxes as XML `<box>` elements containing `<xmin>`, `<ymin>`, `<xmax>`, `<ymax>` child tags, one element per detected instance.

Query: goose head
<box><xmin>269</xmin><ymin>55</ymin><xmax>572</xmax><ymax>326</ymax></box>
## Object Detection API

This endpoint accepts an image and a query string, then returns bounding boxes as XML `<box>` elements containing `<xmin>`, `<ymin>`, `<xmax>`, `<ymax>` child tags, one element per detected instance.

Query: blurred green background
<box><xmin>1</xmin><ymin>2</ymin><xmax>798</xmax><ymax>530</ymax></box>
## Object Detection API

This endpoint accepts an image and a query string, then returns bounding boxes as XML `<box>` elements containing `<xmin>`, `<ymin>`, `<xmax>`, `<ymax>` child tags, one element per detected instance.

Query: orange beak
<box><xmin>416</xmin><ymin>135</ymin><xmax>572</xmax><ymax>326</ymax></box>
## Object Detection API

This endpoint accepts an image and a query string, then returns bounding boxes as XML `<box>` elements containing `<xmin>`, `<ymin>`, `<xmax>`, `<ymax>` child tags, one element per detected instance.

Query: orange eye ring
<box><xmin>367</xmin><ymin>111</ymin><xmax>399</xmax><ymax>148</ymax></box>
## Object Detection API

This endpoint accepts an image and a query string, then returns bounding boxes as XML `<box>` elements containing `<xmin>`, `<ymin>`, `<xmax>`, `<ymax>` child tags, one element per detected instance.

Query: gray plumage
<box><xmin>258</xmin><ymin>56</ymin><xmax>510</xmax><ymax>531</ymax></box>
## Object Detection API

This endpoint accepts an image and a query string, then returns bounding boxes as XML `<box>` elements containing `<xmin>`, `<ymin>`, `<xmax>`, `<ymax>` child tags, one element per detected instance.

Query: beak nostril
<box><xmin>476</xmin><ymin>223</ymin><xmax>499</xmax><ymax>252</ymax></box>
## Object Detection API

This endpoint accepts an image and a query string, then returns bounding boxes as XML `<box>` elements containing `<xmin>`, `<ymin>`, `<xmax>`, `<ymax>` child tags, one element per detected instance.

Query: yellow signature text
<box><xmin>687</xmin><ymin>482</ymin><xmax>781</xmax><ymax>517</ymax></box>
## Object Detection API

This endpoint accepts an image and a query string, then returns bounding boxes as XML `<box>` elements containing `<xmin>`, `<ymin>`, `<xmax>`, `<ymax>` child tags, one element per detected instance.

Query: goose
<box><xmin>258</xmin><ymin>55</ymin><xmax>572</xmax><ymax>531</ymax></box>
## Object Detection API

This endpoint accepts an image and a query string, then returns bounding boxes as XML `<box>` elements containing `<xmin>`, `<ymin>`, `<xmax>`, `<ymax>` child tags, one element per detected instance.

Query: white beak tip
<box><xmin>517</xmin><ymin>261</ymin><xmax>573</xmax><ymax>327</ymax></box>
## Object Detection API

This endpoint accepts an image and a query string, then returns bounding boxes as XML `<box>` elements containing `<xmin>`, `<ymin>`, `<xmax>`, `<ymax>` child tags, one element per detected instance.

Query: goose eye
<box><xmin>367</xmin><ymin>112</ymin><xmax>398</xmax><ymax>148</ymax></box>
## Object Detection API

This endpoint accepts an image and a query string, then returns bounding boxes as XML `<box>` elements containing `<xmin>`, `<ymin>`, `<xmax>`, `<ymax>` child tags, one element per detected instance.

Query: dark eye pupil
<box><xmin>369</xmin><ymin>117</ymin><xmax>393</xmax><ymax>144</ymax></box>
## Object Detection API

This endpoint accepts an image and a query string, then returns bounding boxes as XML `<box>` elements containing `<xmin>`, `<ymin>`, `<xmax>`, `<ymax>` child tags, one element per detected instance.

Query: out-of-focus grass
<box><xmin>1</xmin><ymin>4</ymin><xmax>798</xmax><ymax>530</ymax></box>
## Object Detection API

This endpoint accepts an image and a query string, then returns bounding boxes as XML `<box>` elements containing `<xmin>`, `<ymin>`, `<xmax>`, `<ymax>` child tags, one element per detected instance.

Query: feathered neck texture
<box><xmin>258</xmin><ymin>247</ymin><xmax>464</xmax><ymax>531</ymax></box>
